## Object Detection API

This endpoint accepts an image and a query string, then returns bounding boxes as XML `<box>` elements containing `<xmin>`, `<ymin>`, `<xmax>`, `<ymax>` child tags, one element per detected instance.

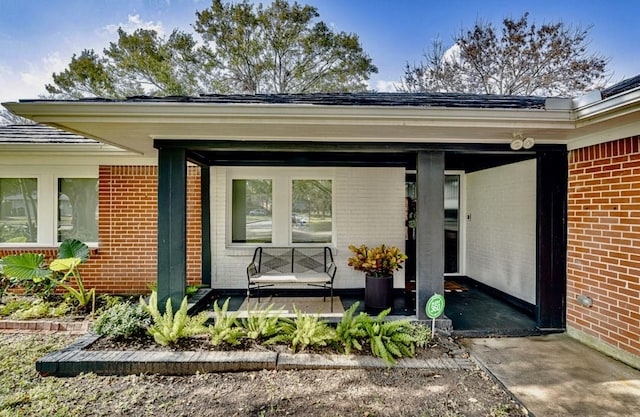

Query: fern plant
<box><xmin>335</xmin><ymin>301</ymin><xmax>369</xmax><ymax>354</ymax></box>
<box><xmin>209</xmin><ymin>298</ymin><xmax>245</xmax><ymax>346</ymax></box>
<box><xmin>273</xmin><ymin>307</ymin><xmax>336</xmax><ymax>352</ymax></box>
<box><xmin>140</xmin><ymin>290</ymin><xmax>208</xmax><ymax>346</ymax></box>
<box><xmin>241</xmin><ymin>303</ymin><xmax>282</xmax><ymax>342</ymax></box>
<box><xmin>363</xmin><ymin>308</ymin><xmax>417</xmax><ymax>366</ymax></box>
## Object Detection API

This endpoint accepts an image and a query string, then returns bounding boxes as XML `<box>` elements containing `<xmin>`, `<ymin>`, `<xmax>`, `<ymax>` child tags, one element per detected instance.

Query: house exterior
<box><xmin>2</xmin><ymin>75</ymin><xmax>640</xmax><ymax>368</ymax></box>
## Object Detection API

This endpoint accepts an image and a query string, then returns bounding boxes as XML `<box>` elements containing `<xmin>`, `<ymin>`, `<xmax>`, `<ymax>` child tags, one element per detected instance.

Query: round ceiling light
<box><xmin>510</xmin><ymin>138</ymin><xmax>524</xmax><ymax>150</ymax></box>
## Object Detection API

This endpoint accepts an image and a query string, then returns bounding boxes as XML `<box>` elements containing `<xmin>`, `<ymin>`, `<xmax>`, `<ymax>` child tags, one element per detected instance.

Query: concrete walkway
<box><xmin>465</xmin><ymin>334</ymin><xmax>640</xmax><ymax>417</ymax></box>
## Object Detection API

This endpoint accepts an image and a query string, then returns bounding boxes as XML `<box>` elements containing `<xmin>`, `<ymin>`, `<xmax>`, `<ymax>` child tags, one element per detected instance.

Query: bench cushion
<box><xmin>250</xmin><ymin>272</ymin><xmax>331</xmax><ymax>284</ymax></box>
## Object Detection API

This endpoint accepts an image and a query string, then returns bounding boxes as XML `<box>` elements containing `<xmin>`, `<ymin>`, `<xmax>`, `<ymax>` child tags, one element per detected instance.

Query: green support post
<box><xmin>415</xmin><ymin>151</ymin><xmax>445</xmax><ymax>320</ymax></box>
<box><xmin>157</xmin><ymin>147</ymin><xmax>187</xmax><ymax>313</ymax></box>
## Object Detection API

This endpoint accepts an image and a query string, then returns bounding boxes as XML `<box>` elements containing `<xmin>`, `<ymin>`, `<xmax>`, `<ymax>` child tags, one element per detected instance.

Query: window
<box><xmin>227</xmin><ymin>169</ymin><xmax>334</xmax><ymax>246</ymax></box>
<box><xmin>58</xmin><ymin>178</ymin><xmax>98</xmax><ymax>242</ymax></box>
<box><xmin>0</xmin><ymin>178</ymin><xmax>38</xmax><ymax>243</ymax></box>
<box><xmin>231</xmin><ymin>179</ymin><xmax>272</xmax><ymax>243</ymax></box>
<box><xmin>0</xmin><ymin>166</ymin><xmax>98</xmax><ymax>246</ymax></box>
<box><xmin>291</xmin><ymin>180</ymin><xmax>332</xmax><ymax>243</ymax></box>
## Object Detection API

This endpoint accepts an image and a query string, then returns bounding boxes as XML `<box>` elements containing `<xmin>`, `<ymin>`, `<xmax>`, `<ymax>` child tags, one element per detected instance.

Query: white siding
<box><xmin>465</xmin><ymin>159</ymin><xmax>536</xmax><ymax>304</ymax></box>
<box><xmin>210</xmin><ymin>166</ymin><xmax>406</xmax><ymax>289</ymax></box>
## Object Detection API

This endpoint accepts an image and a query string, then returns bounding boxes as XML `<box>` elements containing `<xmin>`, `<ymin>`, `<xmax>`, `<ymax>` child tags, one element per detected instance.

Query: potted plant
<box><xmin>347</xmin><ymin>244</ymin><xmax>408</xmax><ymax>309</ymax></box>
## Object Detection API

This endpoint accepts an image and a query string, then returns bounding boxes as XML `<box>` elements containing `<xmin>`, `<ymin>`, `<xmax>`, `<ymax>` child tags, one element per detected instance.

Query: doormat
<box><xmin>237</xmin><ymin>296</ymin><xmax>344</xmax><ymax>317</ymax></box>
<box><xmin>444</xmin><ymin>281</ymin><xmax>468</xmax><ymax>293</ymax></box>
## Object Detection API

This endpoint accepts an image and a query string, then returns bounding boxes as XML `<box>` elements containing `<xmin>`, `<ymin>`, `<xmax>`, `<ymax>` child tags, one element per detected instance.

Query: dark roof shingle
<box><xmin>0</xmin><ymin>124</ymin><xmax>97</xmax><ymax>144</ymax></box>
<box><xmin>23</xmin><ymin>92</ymin><xmax>549</xmax><ymax>109</ymax></box>
<box><xmin>601</xmin><ymin>75</ymin><xmax>640</xmax><ymax>99</ymax></box>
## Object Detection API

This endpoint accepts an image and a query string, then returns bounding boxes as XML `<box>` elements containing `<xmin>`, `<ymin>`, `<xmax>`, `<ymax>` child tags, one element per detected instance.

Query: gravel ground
<box><xmin>0</xmin><ymin>332</ymin><xmax>528</xmax><ymax>417</ymax></box>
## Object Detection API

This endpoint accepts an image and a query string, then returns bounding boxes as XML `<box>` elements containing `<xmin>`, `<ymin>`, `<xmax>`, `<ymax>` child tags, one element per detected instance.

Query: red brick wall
<box><xmin>0</xmin><ymin>165</ymin><xmax>202</xmax><ymax>294</ymax></box>
<box><xmin>568</xmin><ymin>136</ymin><xmax>640</xmax><ymax>358</ymax></box>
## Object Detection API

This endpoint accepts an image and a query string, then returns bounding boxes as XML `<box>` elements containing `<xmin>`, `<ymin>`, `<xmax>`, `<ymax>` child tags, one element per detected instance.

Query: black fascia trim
<box><xmin>155</xmin><ymin>139</ymin><xmax>566</xmax><ymax>154</ymax></box>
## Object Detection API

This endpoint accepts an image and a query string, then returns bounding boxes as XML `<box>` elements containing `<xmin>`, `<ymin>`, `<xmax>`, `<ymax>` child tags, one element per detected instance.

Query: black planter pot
<box><xmin>365</xmin><ymin>273</ymin><xmax>393</xmax><ymax>309</ymax></box>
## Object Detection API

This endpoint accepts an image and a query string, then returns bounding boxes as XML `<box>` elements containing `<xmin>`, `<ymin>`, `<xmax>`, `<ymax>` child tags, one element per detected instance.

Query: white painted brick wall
<box><xmin>465</xmin><ymin>159</ymin><xmax>536</xmax><ymax>304</ymax></box>
<box><xmin>210</xmin><ymin>166</ymin><xmax>406</xmax><ymax>289</ymax></box>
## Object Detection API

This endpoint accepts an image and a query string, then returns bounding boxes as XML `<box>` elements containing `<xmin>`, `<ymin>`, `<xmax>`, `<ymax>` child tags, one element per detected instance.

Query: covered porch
<box><xmin>6</xmin><ymin>93</ymin><xmax>570</xmax><ymax>328</ymax></box>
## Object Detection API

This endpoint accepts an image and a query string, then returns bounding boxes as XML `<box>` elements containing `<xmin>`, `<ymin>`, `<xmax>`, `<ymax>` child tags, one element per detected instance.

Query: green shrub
<box><xmin>95</xmin><ymin>294</ymin><xmax>124</xmax><ymax>315</ymax></box>
<box><xmin>10</xmin><ymin>300</ymin><xmax>70</xmax><ymax>320</ymax></box>
<box><xmin>0</xmin><ymin>253</ymin><xmax>58</xmax><ymax>300</ymax></box>
<box><xmin>335</xmin><ymin>301</ymin><xmax>369</xmax><ymax>354</ymax></box>
<box><xmin>273</xmin><ymin>307</ymin><xmax>336</xmax><ymax>352</ymax></box>
<box><xmin>92</xmin><ymin>302</ymin><xmax>150</xmax><ymax>339</ymax></box>
<box><xmin>409</xmin><ymin>321</ymin><xmax>432</xmax><ymax>348</ymax></box>
<box><xmin>240</xmin><ymin>303</ymin><xmax>282</xmax><ymax>342</ymax></box>
<box><xmin>363</xmin><ymin>308</ymin><xmax>416</xmax><ymax>366</ymax></box>
<box><xmin>209</xmin><ymin>298</ymin><xmax>245</xmax><ymax>346</ymax></box>
<box><xmin>140</xmin><ymin>291</ymin><xmax>208</xmax><ymax>346</ymax></box>
<box><xmin>0</xmin><ymin>299</ymin><xmax>32</xmax><ymax>317</ymax></box>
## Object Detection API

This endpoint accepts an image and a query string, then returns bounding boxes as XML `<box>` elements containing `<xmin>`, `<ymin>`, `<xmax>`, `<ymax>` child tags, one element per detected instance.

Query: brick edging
<box><xmin>36</xmin><ymin>332</ymin><xmax>474</xmax><ymax>377</ymax></box>
<box><xmin>0</xmin><ymin>319</ymin><xmax>90</xmax><ymax>334</ymax></box>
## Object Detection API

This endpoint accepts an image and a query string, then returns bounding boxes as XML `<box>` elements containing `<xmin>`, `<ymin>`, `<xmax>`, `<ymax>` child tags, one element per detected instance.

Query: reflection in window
<box><xmin>58</xmin><ymin>178</ymin><xmax>98</xmax><ymax>242</ymax></box>
<box><xmin>0</xmin><ymin>178</ymin><xmax>38</xmax><ymax>243</ymax></box>
<box><xmin>292</xmin><ymin>180</ymin><xmax>332</xmax><ymax>244</ymax></box>
<box><xmin>444</xmin><ymin>175</ymin><xmax>460</xmax><ymax>273</ymax></box>
<box><xmin>232</xmin><ymin>179</ymin><xmax>272</xmax><ymax>243</ymax></box>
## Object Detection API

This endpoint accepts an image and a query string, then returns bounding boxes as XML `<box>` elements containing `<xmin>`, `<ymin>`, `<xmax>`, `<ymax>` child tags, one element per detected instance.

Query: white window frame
<box><xmin>0</xmin><ymin>165</ymin><xmax>99</xmax><ymax>247</ymax></box>
<box><xmin>225</xmin><ymin>167</ymin><xmax>335</xmax><ymax>247</ymax></box>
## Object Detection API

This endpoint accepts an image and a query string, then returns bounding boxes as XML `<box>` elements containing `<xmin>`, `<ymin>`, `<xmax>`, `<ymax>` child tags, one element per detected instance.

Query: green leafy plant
<box><xmin>240</xmin><ymin>303</ymin><xmax>282</xmax><ymax>342</ymax></box>
<box><xmin>186</xmin><ymin>284</ymin><xmax>207</xmax><ymax>297</ymax></box>
<box><xmin>273</xmin><ymin>307</ymin><xmax>336</xmax><ymax>352</ymax></box>
<box><xmin>0</xmin><ymin>260</ymin><xmax>15</xmax><ymax>302</ymax></box>
<box><xmin>0</xmin><ymin>253</ymin><xmax>58</xmax><ymax>299</ymax></box>
<box><xmin>209</xmin><ymin>298</ymin><xmax>245</xmax><ymax>346</ymax></box>
<box><xmin>10</xmin><ymin>300</ymin><xmax>70</xmax><ymax>320</ymax></box>
<box><xmin>56</xmin><ymin>238</ymin><xmax>90</xmax><ymax>263</ymax></box>
<box><xmin>347</xmin><ymin>244</ymin><xmax>408</xmax><ymax>277</ymax></box>
<box><xmin>0</xmin><ymin>298</ymin><xmax>32</xmax><ymax>317</ymax></box>
<box><xmin>95</xmin><ymin>294</ymin><xmax>124</xmax><ymax>315</ymax></box>
<box><xmin>409</xmin><ymin>321</ymin><xmax>432</xmax><ymax>349</ymax></box>
<box><xmin>49</xmin><ymin>257</ymin><xmax>95</xmax><ymax>314</ymax></box>
<box><xmin>140</xmin><ymin>290</ymin><xmax>208</xmax><ymax>346</ymax></box>
<box><xmin>363</xmin><ymin>308</ymin><xmax>416</xmax><ymax>366</ymax></box>
<box><xmin>92</xmin><ymin>302</ymin><xmax>151</xmax><ymax>339</ymax></box>
<box><xmin>335</xmin><ymin>301</ymin><xmax>370</xmax><ymax>354</ymax></box>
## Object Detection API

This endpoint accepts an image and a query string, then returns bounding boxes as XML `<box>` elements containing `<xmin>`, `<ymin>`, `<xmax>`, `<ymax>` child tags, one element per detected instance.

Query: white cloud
<box><xmin>0</xmin><ymin>53</ymin><xmax>68</xmax><ymax>102</ymax></box>
<box><xmin>102</xmin><ymin>14</ymin><xmax>165</xmax><ymax>36</ymax></box>
<box><xmin>20</xmin><ymin>52</ymin><xmax>66</xmax><ymax>88</ymax></box>
<box><xmin>374</xmin><ymin>79</ymin><xmax>400</xmax><ymax>92</ymax></box>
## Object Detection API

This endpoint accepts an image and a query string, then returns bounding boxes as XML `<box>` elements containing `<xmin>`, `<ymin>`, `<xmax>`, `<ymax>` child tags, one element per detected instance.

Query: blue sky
<box><xmin>1</xmin><ymin>0</ymin><xmax>639</xmax><ymax>102</ymax></box>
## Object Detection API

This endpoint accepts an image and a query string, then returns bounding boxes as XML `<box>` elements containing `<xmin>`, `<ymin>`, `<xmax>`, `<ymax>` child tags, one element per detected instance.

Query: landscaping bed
<box><xmin>1</xmin><ymin>332</ymin><xmax>528</xmax><ymax>417</ymax></box>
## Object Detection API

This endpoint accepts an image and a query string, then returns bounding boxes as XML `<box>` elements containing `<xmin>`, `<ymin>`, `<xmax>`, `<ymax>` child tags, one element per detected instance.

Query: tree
<box><xmin>401</xmin><ymin>13</ymin><xmax>608</xmax><ymax>96</ymax></box>
<box><xmin>0</xmin><ymin>109</ymin><xmax>35</xmax><ymax>126</ymax></box>
<box><xmin>46</xmin><ymin>0</ymin><xmax>377</xmax><ymax>98</ymax></box>
<box><xmin>46</xmin><ymin>29</ymin><xmax>216</xmax><ymax>99</ymax></box>
<box><xmin>195</xmin><ymin>0</ymin><xmax>377</xmax><ymax>94</ymax></box>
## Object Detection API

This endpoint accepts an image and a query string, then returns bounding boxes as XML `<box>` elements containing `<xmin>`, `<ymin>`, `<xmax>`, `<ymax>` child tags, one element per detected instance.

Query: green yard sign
<box><xmin>426</xmin><ymin>293</ymin><xmax>445</xmax><ymax>318</ymax></box>
<box><xmin>426</xmin><ymin>293</ymin><xmax>445</xmax><ymax>334</ymax></box>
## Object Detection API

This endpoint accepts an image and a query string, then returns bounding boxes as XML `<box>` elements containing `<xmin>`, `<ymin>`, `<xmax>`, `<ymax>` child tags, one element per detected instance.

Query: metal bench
<box><xmin>246</xmin><ymin>246</ymin><xmax>337</xmax><ymax>312</ymax></box>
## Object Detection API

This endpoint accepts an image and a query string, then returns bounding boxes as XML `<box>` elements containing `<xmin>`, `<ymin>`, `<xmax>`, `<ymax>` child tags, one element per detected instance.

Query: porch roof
<box><xmin>3</xmin><ymin>76</ymin><xmax>640</xmax><ymax>157</ymax></box>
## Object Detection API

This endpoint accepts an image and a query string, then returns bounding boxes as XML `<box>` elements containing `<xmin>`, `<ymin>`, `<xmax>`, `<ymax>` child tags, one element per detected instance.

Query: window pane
<box><xmin>232</xmin><ymin>179</ymin><xmax>272</xmax><ymax>243</ymax></box>
<box><xmin>58</xmin><ymin>178</ymin><xmax>98</xmax><ymax>242</ymax></box>
<box><xmin>292</xmin><ymin>180</ymin><xmax>332</xmax><ymax>244</ymax></box>
<box><xmin>0</xmin><ymin>178</ymin><xmax>37</xmax><ymax>243</ymax></box>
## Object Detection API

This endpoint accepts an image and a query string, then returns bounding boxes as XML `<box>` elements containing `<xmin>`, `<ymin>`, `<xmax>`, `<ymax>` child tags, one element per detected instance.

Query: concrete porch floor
<box><xmin>465</xmin><ymin>334</ymin><xmax>640</xmax><ymax>417</ymax></box>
